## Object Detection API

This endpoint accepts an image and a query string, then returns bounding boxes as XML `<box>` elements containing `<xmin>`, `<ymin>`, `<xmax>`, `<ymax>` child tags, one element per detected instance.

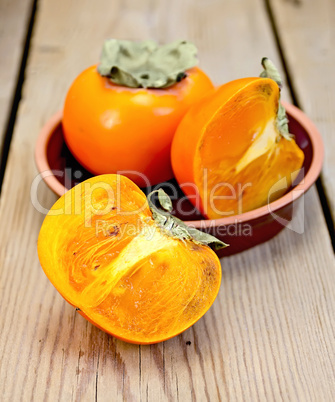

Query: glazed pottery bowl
<box><xmin>35</xmin><ymin>102</ymin><xmax>324</xmax><ymax>256</ymax></box>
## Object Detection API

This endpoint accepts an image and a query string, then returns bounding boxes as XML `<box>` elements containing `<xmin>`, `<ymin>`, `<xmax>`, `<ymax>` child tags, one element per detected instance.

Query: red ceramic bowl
<box><xmin>35</xmin><ymin>102</ymin><xmax>323</xmax><ymax>256</ymax></box>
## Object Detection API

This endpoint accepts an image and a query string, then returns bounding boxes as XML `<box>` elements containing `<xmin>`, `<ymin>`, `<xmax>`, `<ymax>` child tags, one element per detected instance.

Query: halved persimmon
<box><xmin>37</xmin><ymin>174</ymin><xmax>225</xmax><ymax>344</ymax></box>
<box><xmin>171</xmin><ymin>58</ymin><xmax>304</xmax><ymax>219</ymax></box>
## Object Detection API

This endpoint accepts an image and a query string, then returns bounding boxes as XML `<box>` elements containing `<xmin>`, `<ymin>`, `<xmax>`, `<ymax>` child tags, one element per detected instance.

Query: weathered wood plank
<box><xmin>270</xmin><ymin>0</ymin><xmax>335</xmax><ymax>218</ymax></box>
<box><xmin>0</xmin><ymin>0</ymin><xmax>34</xmax><ymax>162</ymax></box>
<box><xmin>0</xmin><ymin>0</ymin><xmax>334</xmax><ymax>400</ymax></box>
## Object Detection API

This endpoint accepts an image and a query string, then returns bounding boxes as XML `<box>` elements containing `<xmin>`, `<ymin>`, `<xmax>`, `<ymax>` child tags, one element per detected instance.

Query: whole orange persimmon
<box><xmin>62</xmin><ymin>40</ymin><xmax>214</xmax><ymax>187</ymax></box>
<box><xmin>37</xmin><ymin>174</ymin><xmax>225</xmax><ymax>344</ymax></box>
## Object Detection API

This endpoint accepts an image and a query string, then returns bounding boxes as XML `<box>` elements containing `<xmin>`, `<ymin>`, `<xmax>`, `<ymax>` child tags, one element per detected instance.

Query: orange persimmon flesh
<box><xmin>37</xmin><ymin>175</ymin><xmax>221</xmax><ymax>344</ymax></box>
<box><xmin>171</xmin><ymin>77</ymin><xmax>304</xmax><ymax>219</ymax></box>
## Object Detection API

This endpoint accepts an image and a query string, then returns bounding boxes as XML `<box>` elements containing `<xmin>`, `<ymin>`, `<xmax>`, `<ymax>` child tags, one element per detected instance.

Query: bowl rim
<box><xmin>35</xmin><ymin>109</ymin><xmax>66</xmax><ymax>198</ymax></box>
<box><xmin>35</xmin><ymin>102</ymin><xmax>324</xmax><ymax>227</ymax></box>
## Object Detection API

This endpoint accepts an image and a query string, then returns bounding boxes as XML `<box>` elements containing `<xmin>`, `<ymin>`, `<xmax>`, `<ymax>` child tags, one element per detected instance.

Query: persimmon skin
<box><xmin>171</xmin><ymin>77</ymin><xmax>305</xmax><ymax>218</ymax></box>
<box><xmin>62</xmin><ymin>66</ymin><xmax>214</xmax><ymax>187</ymax></box>
<box><xmin>37</xmin><ymin>174</ymin><xmax>221</xmax><ymax>344</ymax></box>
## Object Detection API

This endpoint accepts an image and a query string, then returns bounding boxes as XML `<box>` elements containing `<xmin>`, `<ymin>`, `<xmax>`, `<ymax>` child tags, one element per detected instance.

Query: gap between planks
<box><xmin>264</xmin><ymin>0</ymin><xmax>335</xmax><ymax>250</ymax></box>
<box><xmin>0</xmin><ymin>0</ymin><xmax>38</xmax><ymax>195</ymax></box>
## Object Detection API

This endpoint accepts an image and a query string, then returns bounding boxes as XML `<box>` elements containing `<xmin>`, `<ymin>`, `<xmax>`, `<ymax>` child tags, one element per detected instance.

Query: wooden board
<box><xmin>270</xmin><ymin>0</ymin><xmax>335</xmax><ymax>218</ymax></box>
<box><xmin>0</xmin><ymin>0</ymin><xmax>334</xmax><ymax>400</ymax></box>
<box><xmin>0</xmin><ymin>0</ymin><xmax>34</xmax><ymax>161</ymax></box>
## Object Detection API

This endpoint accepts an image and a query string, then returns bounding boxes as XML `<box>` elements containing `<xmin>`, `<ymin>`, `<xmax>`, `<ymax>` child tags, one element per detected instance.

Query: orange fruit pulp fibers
<box><xmin>37</xmin><ymin>175</ymin><xmax>222</xmax><ymax>344</ymax></box>
<box><xmin>171</xmin><ymin>77</ymin><xmax>304</xmax><ymax>219</ymax></box>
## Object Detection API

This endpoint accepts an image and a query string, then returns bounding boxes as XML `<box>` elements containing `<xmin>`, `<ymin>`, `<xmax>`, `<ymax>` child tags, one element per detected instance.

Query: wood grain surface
<box><xmin>270</xmin><ymin>0</ymin><xmax>335</xmax><ymax>218</ymax></box>
<box><xmin>0</xmin><ymin>0</ymin><xmax>334</xmax><ymax>401</ymax></box>
<box><xmin>0</xmin><ymin>0</ymin><xmax>34</xmax><ymax>160</ymax></box>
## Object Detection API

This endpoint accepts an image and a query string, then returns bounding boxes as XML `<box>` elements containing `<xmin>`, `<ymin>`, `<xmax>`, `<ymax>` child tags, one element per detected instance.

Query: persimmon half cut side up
<box><xmin>37</xmin><ymin>175</ymin><xmax>223</xmax><ymax>344</ymax></box>
<box><xmin>171</xmin><ymin>61</ymin><xmax>304</xmax><ymax>219</ymax></box>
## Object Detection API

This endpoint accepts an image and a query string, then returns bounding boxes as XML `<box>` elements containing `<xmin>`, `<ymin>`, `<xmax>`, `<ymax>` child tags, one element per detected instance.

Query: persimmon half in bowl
<box><xmin>35</xmin><ymin>101</ymin><xmax>323</xmax><ymax>256</ymax></box>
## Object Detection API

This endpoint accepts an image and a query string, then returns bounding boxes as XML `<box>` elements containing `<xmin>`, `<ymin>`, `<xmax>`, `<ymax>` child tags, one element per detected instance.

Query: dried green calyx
<box><xmin>97</xmin><ymin>39</ymin><xmax>198</xmax><ymax>89</ymax></box>
<box><xmin>147</xmin><ymin>189</ymin><xmax>228</xmax><ymax>250</ymax></box>
<box><xmin>260</xmin><ymin>57</ymin><xmax>293</xmax><ymax>141</ymax></box>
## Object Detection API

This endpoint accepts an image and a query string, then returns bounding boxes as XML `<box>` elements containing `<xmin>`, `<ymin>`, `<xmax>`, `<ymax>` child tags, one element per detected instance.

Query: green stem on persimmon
<box><xmin>260</xmin><ymin>57</ymin><xmax>293</xmax><ymax>141</ymax></box>
<box><xmin>147</xmin><ymin>189</ymin><xmax>228</xmax><ymax>250</ymax></box>
<box><xmin>98</xmin><ymin>39</ymin><xmax>198</xmax><ymax>89</ymax></box>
